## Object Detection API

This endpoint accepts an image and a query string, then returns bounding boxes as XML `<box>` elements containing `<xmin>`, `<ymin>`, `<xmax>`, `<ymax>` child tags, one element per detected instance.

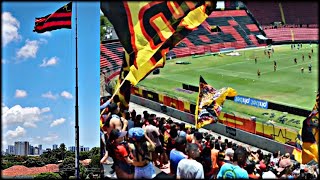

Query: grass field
<box><xmin>137</xmin><ymin>44</ymin><xmax>318</xmax><ymax>130</ymax></box>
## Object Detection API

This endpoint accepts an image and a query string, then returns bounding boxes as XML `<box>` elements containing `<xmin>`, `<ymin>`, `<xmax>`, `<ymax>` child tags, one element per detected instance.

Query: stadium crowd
<box><xmin>100</xmin><ymin>96</ymin><xmax>318</xmax><ymax>179</ymax></box>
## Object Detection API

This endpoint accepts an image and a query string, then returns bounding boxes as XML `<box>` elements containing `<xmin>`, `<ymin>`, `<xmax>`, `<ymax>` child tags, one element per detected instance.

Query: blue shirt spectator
<box><xmin>170</xmin><ymin>149</ymin><xmax>187</xmax><ymax>175</ymax></box>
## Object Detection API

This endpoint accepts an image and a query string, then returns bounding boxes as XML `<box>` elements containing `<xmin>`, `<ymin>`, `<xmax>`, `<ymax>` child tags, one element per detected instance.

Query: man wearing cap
<box><xmin>217</xmin><ymin>146</ymin><xmax>249</xmax><ymax>179</ymax></box>
<box><xmin>108</xmin><ymin>129</ymin><xmax>134</xmax><ymax>179</ymax></box>
<box><xmin>224</xmin><ymin>148</ymin><xmax>234</xmax><ymax>164</ymax></box>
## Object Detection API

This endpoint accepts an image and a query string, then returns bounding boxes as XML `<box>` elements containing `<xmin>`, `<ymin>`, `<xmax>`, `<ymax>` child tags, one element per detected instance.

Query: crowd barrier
<box><xmin>181</xmin><ymin>83</ymin><xmax>311</xmax><ymax>117</ymax></box>
<box><xmin>131</xmin><ymin>86</ymin><xmax>299</xmax><ymax>147</ymax></box>
<box><xmin>130</xmin><ymin>94</ymin><xmax>295</xmax><ymax>155</ymax></box>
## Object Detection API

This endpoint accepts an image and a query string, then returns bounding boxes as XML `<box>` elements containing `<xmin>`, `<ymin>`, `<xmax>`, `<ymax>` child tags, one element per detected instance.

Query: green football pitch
<box><xmin>137</xmin><ymin>44</ymin><xmax>318</xmax><ymax>130</ymax></box>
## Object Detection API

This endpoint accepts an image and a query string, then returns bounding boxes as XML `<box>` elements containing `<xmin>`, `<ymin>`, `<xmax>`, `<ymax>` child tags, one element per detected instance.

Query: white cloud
<box><xmin>39</xmin><ymin>38</ymin><xmax>48</xmax><ymax>44</ymax></box>
<box><xmin>5</xmin><ymin>126</ymin><xmax>26</xmax><ymax>139</ymax></box>
<box><xmin>2</xmin><ymin>58</ymin><xmax>8</xmax><ymax>64</ymax></box>
<box><xmin>100</xmin><ymin>9</ymin><xmax>103</xmax><ymax>15</ymax></box>
<box><xmin>40</xmin><ymin>57</ymin><xmax>59</xmax><ymax>67</ymax></box>
<box><xmin>41</xmin><ymin>91</ymin><xmax>58</xmax><ymax>99</ymax></box>
<box><xmin>2</xmin><ymin>12</ymin><xmax>21</xmax><ymax>47</ymax></box>
<box><xmin>1</xmin><ymin>104</ymin><xmax>50</xmax><ymax>128</ymax></box>
<box><xmin>60</xmin><ymin>91</ymin><xmax>73</xmax><ymax>99</ymax></box>
<box><xmin>50</xmin><ymin>118</ymin><xmax>66</xmax><ymax>127</ymax></box>
<box><xmin>23</xmin><ymin>122</ymin><xmax>37</xmax><ymax>128</ymax></box>
<box><xmin>40</xmin><ymin>32</ymin><xmax>52</xmax><ymax>37</ymax></box>
<box><xmin>16</xmin><ymin>39</ymin><xmax>41</xmax><ymax>59</ymax></box>
<box><xmin>41</xmin><ymin>107</ymin><xmax>50</xmax><ymax>113</ymax></box>
<box><xmin>2</xmin><ymin>103</ymin><xmax>9</xmax><ymax>114</ymax></box>
<box><xmin>43</xmin><ymin>133</ymin><xmax>59</xmax><ymax>142</ymax></box>
<box><xmin>15</xmin><ymin>89</ymin><xmax>27</xmax><ymax>98</ymax></box>
<box><xmin>2</xmin><ymin>140</ymin><xmax>8</xmax><ymax>151</ymax></box>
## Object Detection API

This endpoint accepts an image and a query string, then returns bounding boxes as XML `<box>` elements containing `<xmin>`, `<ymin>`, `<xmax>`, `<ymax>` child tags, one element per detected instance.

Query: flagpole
<box><xmin>74</xmin><ymin>1</ymin><xmax>80</xmax><ymax>179</ymax></box>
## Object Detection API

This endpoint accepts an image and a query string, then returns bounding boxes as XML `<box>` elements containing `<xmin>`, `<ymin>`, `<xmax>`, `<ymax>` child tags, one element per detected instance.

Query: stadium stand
<box><xmin>100</xmin><ymin>1</ymin><xmax>319</xmax><ymax>179</ymax></box>
<box><xmin>264</xmin><ymin>28</ymin><xmax>318</xmax><ymax>43</ymax></box>
<box><xmin>244</xmin><ymin>1</ymin><xmax>318</xmax><ymax>25</ymax></box>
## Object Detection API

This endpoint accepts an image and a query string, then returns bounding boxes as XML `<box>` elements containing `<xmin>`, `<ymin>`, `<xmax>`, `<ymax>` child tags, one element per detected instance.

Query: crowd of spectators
<box><xmin>100</xmin><ymin>96</ymin><xmax>318</xmax><ymax>179</ymax></box>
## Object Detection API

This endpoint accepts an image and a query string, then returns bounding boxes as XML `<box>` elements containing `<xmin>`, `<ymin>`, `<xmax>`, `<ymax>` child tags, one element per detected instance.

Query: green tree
<box><xmin>100</xmin><ymin>26</ymin><xmax>107</xmax><ymax>42</ymax></box>
<box><xmin>79</xmin><ymin>151</ymin><xmax>89</xmax><ymax>160</ymax></box>
<box><xmin>100</xmin><ymin>15</ymin><xmax>112</xmax><ymax>42</ymax></box>
<box><xmin>88</xmin><ymin>154</ymin><xmax>100</xmax><ymax>169</ymax></box>
<box><xmin>25</xmin><ymin>158</ymin><xmax>45</xmax><ymax>167</ymax></box>
<box><xmin>34</xmin><ymin>172</ymin><xmax>62</xmax><ymax>179</ymax></box>
<box><xmin>59</xmin><ymin>156</ymin><xmax>75</xmax><ymax>179</ymax></box>
<box><xmin>2</xmin><ymin>161</ymin><xmax>15</xmax><ymax>170</ymax></box>
<box><xmin>88</xmin><ymin>147</ymin><xmax>100</xmax><ymax>158</ymax></box>
<box><xmin>59</xmin><ymin>143</ymin><xmax>66</xmax><ymax>160</ymax></box>
<box><xmin>14</xmin><ymin>155</ymin><xmax>27</xmax><ymax>162</ymax></box>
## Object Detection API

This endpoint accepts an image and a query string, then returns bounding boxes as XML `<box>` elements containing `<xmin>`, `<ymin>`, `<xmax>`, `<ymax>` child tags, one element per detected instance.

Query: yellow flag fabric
<box><xmin>195</xmin><ymin>76</ymin><xmax>237</xmax><ymax>129</ymax></box>
<box><xmin>101</xmin><ymin>1</ymin><xmax>215</xmax><ymax>86</ymax></box>
<box><xmin>101</xmin><ymin>1</ymin><xmax>216</xmax><ymax>110</ymax></box>
<box><xmin>293</xmin><ymin>93</ymin><xmax>319</xmax><ymax>164</ymax></box>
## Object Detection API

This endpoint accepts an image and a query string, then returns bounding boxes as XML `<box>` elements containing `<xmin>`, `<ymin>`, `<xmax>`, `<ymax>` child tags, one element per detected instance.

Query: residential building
<box><xmin>14</xmin><ymin>141</ymin><xmax>29</xmax><ymax>156</ymax></box>
<box><xmin>7</xmin><ymin>145</ymin><xmax>15</xmax><ymax>155</ymax></box>
<box><xmin>52</xmin><ymin>144</ymin><xmax>58</xmax><ymax>150</ymax></box>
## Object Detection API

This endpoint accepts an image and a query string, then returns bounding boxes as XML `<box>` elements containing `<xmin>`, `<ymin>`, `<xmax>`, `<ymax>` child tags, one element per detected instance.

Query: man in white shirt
<box><xmin>176</xmin><ymin>143</ymin><xmax>204</xmax><ymax>179</ymax></box>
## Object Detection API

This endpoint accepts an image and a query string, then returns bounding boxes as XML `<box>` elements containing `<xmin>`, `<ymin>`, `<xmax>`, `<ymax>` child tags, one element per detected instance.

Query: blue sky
<box><xmin>2</xmin><ymin>2</ymin><xmax>100</xmax><ymax>151</ymax></box>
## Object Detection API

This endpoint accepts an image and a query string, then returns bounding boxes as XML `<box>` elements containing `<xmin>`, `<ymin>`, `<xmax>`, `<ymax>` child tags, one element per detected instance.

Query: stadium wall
<box><xmin>131</xmin><ymin>86</ymin><xmax>299</xmax><ymax>146</ymax></box>
<box><xmin>182</xmin><ymin>83</ymin><xmax>311</xmax><ymax>117</ymax></box>
<box><xmin>130</xmin><ymin>94</ymin><xmax>295</xmax><ymax>155</ymax></box>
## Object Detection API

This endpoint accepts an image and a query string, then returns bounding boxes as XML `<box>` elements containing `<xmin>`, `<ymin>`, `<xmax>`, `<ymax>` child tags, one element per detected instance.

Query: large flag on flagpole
<box><xmin>33</xmin><ymin>2</ymin><xmax>80</xmax><ymax>178</ymax></box>
<box><xmin>101</xmin><ymin>1</ymin><xmax>217</xmax><ymax>109</ymax></box>
<box><xmin>33</xmin><ymin>2</ymin><xmax>72</xmax><ymax>33</ymax></box>
<box><xmin>195</xmin><ymin>76</ymin><xmax>237</xmax><ymax>129</ymax></box>
<box><xmin>292</xmin><ymin>92</ymin><xmax>319</xmax><ymax>164</ymax></box>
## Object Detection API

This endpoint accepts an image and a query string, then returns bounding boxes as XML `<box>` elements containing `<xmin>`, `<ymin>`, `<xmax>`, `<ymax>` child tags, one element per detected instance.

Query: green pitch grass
<box><xmin>137</xmin><ymin>44</ymin><xmax>318</xmax><ymax>130</ymax></box>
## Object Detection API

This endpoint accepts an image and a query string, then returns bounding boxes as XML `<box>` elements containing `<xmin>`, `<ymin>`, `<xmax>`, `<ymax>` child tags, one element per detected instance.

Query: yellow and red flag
<box><xmin>101</xmin><ymin>1</ymin><xmax>216</xmax><ymax>109</ymax></box>
<box><xmin>292</xmin><ymin>92</ymin><xmax>319</xmax><ymax>164</ymax></box>
<box><xmin>195</xmin><ymin>76</ymin><xmax>237</xmax><ymax>129</ymax></box>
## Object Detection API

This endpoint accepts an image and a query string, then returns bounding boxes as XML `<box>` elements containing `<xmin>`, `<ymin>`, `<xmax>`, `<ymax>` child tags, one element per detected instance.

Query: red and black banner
<box><xmin>33</xmin><ymin>2</ymin><xmax>72</xmax><ymax>33</ymax></box>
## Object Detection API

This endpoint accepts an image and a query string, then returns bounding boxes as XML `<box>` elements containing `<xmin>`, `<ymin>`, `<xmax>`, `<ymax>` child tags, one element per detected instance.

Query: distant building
<box><xmin>15</xmin><ymin>141</ymin><xmax>29</xmax><ymax>156</ymax></box>
<box><xmin>29</xmin><ymin>145</ymin><xmax>34</xmax><ymax>155</ymax></box>
<box><xmin>68</xmin><ymin>146</ymin><xmax>76</xmax><ymax>152</ymax></box>
<box><xmin>7</xmin><ymin>145</ymin><xmax>15</xmax><ymax>155</ymax></box>
<box><xmin>80</xmin><ymin>146</ymin><xmax>90</xmax><ymax>152</ymax></box>
<box><xmin>68</xmin><ymin>146</ymin><xmax>90</xmax><ymax>152</ymax></box>
<box><xmin>34</xmin><ymin>147</ymin><xmax>39</xmax><ymax>155</ymax></box>
<box><xmin>52</xmin><ymin>144</ymin><xmax>58</xmax><ymax>150</ymax></box>
<box><xmin>38</xmin><ymin>144</ymin><xmax>43</xmax><ymax>155</ymax></box>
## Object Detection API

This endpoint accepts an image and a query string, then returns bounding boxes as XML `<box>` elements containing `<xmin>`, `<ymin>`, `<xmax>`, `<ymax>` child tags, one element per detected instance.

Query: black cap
<box><xmin>108</xmin><ymin>103</ymin><xmax>118</xmax><ymax>112</ymax></box>
<box><xmin>109</xmin><ymin>129</ymin><xmax>127</xmax><ymax>141</ymax></box>
<box><xmin>194</xmin><ymin>132</ymin><xmax>203</xmax><ymax>140</ymax></box>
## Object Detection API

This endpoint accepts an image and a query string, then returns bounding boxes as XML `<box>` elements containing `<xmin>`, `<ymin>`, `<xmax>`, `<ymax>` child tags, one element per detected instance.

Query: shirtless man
<box><xmin>101</xmin><ymin>103</ymin><xmax>128</xmax><ymax>164</ymax></box>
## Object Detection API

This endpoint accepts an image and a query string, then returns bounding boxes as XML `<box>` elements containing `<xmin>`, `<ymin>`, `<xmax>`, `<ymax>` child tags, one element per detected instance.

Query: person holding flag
<box><xmin>292</xmin><ymin>92</ymin><xmax>319</xmax><ymax>164</ymax></box>
<box><xmin>194</xmin><ymin>76</ymin><xmax>237</xmax><ymax>129</ymax></box>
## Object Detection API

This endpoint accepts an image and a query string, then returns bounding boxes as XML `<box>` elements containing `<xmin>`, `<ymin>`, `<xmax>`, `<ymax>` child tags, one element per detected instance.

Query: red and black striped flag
<box><xmin>33</xmin><ymin>2</ymin><xmax>72</xmax><ymax>33</ymax></box>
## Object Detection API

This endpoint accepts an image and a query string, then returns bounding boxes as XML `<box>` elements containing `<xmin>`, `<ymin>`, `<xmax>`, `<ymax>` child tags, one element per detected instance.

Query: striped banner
<box><xmin>33</xmin><ymin>2</ymin><xmax>72</xmax><ymax>33</ymax></box>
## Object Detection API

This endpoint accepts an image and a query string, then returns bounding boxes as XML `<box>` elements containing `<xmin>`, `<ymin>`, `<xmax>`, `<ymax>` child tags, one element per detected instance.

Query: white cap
<box><xmin>262</xmin><ymin>171</ymin><xmax>277</xmax><ymax>179</ymax></box>
<box><xmin>225</xmin><ymin>148</ymin><xmax>234</xmax><ymax>156</ymax></box>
